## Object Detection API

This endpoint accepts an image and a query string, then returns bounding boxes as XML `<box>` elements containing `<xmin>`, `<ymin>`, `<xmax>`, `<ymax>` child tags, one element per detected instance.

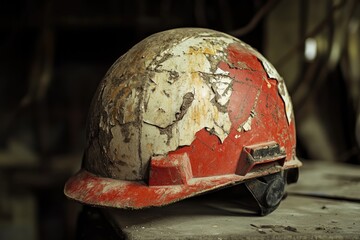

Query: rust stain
<box><xmin>146</xmin><ymin>143</ymin><xmax>153</xmax><ymax>153</ymax></box>
<box><xmin>188</xmin><ymin>46</ymin><xmax>216</xmax><ymax>55</ymax></box>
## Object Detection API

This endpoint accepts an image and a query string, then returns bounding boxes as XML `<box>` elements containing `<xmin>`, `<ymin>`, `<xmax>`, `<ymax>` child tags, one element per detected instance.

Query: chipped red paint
<box><xmin>64</xmin><ymin>32</ymin><xmax>301</xmax><ymax>209</ymax></box>
<box><xmin>165</xmin><ymin>44</ymin><xmax>296</xmax><ymax>179</ymax></box>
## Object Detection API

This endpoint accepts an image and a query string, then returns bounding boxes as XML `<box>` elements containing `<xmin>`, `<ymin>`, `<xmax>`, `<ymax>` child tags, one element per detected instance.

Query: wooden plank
<box><xmin>104</xmin><ymin>162</ymin><xmax>360</xmax><ymax>239</ymax></box>
<box><xmin>287</xmin><ymin>161</ymin><xmax>360</xmax><ymax>201</ymax></box>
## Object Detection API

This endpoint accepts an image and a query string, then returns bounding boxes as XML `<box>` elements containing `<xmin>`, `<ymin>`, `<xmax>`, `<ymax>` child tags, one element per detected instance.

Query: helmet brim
<box><xmin>64</xmin><ymin>158</ymin><xmax>301</xmax><ymax>209</ymax></box>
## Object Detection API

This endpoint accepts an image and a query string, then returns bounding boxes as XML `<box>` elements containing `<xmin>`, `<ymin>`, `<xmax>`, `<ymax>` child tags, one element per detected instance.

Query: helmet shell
<box><xmin>64</xmin><ymin>28</ymin><xmax>301</xmax><ymax>208</ymax></box>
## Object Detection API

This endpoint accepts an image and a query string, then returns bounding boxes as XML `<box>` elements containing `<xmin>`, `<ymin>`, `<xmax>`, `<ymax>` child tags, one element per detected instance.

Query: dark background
<box><xmin>0</xmin><ymin>0</ymin><xmax>359</xmax><ymax>239</ymax></box>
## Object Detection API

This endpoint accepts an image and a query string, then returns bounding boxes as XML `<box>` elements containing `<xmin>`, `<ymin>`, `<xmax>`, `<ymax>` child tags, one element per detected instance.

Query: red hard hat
<box><xmin>64</xmin><ymin>28</ymin><xmax>301</xmax><ymax>211</ymax></box>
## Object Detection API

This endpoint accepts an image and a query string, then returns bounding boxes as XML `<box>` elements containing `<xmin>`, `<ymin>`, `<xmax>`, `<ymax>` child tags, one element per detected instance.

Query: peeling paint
<box><xmin>208</xmin><ymin>74</ymin><xmax>233</xmax><ymax>106</ymax></box>
<box><xmin>66</xmin><ymin>28</ymin><xmax>301</xmax><ymax>209</ymax></box>
<box><xmin>277</xmin><ymin>80</ymin><xmax>293</xmax><ymax>124</ymax></box>
<box><xmin>109</xmin><ymin>124</ymin><xmax>141</xmax><ymax>179</ymax></box>
<box><xmin>176</xmin><ymin>92</ymin><xmax>195</xmax><ymax>120</ymax></box>
<box><xmin>236</xmin><ymin>79</ymin><xmax>262</xmax><ymax>133</ymax></box>
<box><xmin>83</xmin><ymin>28</ymin><xmax>294</xmax><ymax>182</ymax></box>
<box><xmin>141</xmin><ymin>68</ymin><xmax>233</xmax><ymax>165</ymax></box>
<box><xmin>140</xmin><ymin>32</ymin><xmax>237</xmax><ymax>169</ymax></box>
<box><xmin>240</xmin><ymin>110</ymin><xmax>256</xmax><ymax>132</ymax></box>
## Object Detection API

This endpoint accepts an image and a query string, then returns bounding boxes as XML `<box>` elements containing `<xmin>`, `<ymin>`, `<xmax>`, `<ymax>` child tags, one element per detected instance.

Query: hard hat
<box><xmin>64</xmin><ymin>28</ymin><xmax>302</xmax><ymax>215</ymax></box>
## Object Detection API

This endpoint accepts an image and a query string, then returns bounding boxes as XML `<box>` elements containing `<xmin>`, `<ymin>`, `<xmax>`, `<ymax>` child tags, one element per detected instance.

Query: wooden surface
<box><xmin>104</xmin><ymin>161</ymin><xmax>360</xmax><ymax>239</ymax></box>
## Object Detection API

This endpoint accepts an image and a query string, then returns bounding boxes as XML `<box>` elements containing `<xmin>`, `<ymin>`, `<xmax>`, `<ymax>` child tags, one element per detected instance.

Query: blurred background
<box><xmin>0</xmin><ymin>0</ymin><xmax>359</xmax><ymax>239</ymax></box>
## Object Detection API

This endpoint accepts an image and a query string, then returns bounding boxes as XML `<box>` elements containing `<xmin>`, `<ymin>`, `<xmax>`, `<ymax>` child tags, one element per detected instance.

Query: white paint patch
<box><xmin>242</xmin><ymin>118</ymin><xmax>252</xmax><ymax>131</ymax></box>
<box><xmin>277</xmin><ymin>81</ymin><xmax>293</xmax><ymax>124</ymax></box>
<box><xmin>238</xmin><ymin>111</ymin><xmax>255</xmax><ymax>132</ymax></box>
<box><xmin>109</xmin><ymin>124</ymin><xmax>141</xmax><ymax>179</ymax></box>
<box><xmin>214</xmin><ymin>67</ymin><xmax>230</xmax><ymax>75</ymax></box>
<box><xmin>141</xmin><ymin>122</ymin><xmax>179</xmax><ymax>158</ymax></box>
<box><xmin>143</xmin><ymin>72</ymin><xmax>187</xmax><ymax>128</ymax></box>
<box><xmin>209</xmin><ymin>75</ymin><xmax>233</xmax><ymax>106</ymax></box>
<box><xmin>122</xmin><ymin>88</ymin><xmax>140</xmax><ymax>123</ymax></box>
<box><xmin>101</xmin><ymin>78</ymin><xmax>141</xmax><ymax>129</ymax></box>
<box><xmin>141</xmin><ymin>35</ymin><xmax>236</xmax><ymax>164</ymax></box>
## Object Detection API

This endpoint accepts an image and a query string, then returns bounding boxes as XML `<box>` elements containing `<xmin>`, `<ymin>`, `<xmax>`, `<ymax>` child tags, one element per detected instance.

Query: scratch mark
<box><xmin>175</xmin><ymin>92</ymin><xmax>195</xmax><ymax>121</ymax></box>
